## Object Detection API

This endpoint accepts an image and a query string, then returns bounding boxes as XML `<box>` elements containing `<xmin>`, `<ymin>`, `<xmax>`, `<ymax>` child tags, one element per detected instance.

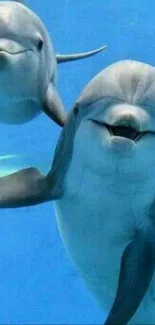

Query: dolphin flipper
<box><xmin>0</xmin><ymin>168</ymin><xmax>58</xmax><ymax>208</ymax></box>
<box><xmin>43</xmin><ymin>83</ymin><xmax>67</xmax><ymax>127</ymax></box>
<box><xmin>56</xmin><ymin>45</ymin><xmax>107</xmax><ymax>63</ymax></box>
<box><xmin>104</xmin><ymin>226</ymin><xmax>155</xmax><ymax>325</ymax></box>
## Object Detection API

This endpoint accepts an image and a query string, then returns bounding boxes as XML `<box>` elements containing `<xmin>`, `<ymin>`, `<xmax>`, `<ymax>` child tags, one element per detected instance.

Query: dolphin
<box><xmin>2</xmin><ymin>60</ymin><xmax>155</xmax><ymax>324</ymax></box>
<box><xmin>0</xmin><ymin>0</ymin><xmax>106</xmax><ymax>126</ymax></box>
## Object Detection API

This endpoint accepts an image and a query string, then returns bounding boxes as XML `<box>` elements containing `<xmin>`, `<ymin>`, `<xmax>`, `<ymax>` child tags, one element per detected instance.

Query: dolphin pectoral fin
<box><xmin>43</xmin><ymin>83</ymin><xmax>67</xmax><ymax>127</ymax></box>
<box><xmin>56</xmin><ymin>45</ymin><xmax>107</xmax><ymax>63</ymax></box>
<box><xmin>104</xmin><ymin>227</ymin><xmax>155</xmax><ymax>325</ymax></box>
<box><xmin>0</xmin><ymin>167</ymin><xmax>57</xmax><ymax>208</ymax></box>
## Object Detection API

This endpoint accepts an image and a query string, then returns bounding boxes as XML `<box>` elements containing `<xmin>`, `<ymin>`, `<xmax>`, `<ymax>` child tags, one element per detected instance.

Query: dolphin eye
<box><xmin>37</xmin><ymin>39</ymin><xmax>44</xmax><ymax>51</ymax></box>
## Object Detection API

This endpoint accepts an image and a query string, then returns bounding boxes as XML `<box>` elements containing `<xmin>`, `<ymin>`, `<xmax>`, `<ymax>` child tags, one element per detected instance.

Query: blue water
<box><xmin>0</xmin><ymin>0</ymin><xmax>154</xmax><ymax>323</ymax></box>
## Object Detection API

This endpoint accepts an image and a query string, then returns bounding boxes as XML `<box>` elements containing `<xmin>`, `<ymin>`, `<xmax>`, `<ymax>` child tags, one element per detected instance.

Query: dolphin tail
<box><xmin>56</xmin><ymin>44</ymin><xmax>107</xmax><ymax>63</ymax></box>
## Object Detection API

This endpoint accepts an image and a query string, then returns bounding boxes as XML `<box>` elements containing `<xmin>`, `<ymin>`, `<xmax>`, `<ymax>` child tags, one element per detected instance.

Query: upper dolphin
<box><xmin>0</xmin><ymin>0</ymin><xmax>106</xmax><ymax>126</ymax></box>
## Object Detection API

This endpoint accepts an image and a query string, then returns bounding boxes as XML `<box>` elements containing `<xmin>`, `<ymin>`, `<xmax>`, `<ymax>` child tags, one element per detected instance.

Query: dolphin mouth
<box><xmin>92</xmin><ymin>120</ymin><xmax>143</xmax><ymax>141</ymax></box>
<box><xmin>0</xmin><ymin>49</ymin><xmax>32</xmax><ymax>55</ymax></box>
<box><xmin>106</xmin><ymin>124</ymin><xmax>142</xmax><ymax>141</ymax></box>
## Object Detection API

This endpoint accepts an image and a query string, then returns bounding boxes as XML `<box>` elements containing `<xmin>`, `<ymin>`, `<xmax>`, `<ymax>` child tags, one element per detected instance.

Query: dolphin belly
<box><xmin>54</xmin><ymin>170</ymin><xmax>155</xmax><ymax>325</ymax></box>
<box><xmin>54</xmin><ymin>195</ymin><xmax>133</xmax><ymax>311</ymax></box>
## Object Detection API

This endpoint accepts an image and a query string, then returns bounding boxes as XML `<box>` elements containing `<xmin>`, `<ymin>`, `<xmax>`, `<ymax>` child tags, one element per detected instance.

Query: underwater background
<box><xmin>0</xmin><ymin>0</ymin><xmax>154</xmax><ymax>323</ymax></box>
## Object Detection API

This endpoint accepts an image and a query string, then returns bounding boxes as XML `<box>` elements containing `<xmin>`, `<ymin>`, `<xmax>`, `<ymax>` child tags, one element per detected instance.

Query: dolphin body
<box><xmin>0</xmin><ymin>0</ymin><xmax>106</xmax><ymax>126</ymax></box>
<box><xmin>3</xmin><ymin>60</ymin><xmax>155</xmax><ymax>324</ymax></box>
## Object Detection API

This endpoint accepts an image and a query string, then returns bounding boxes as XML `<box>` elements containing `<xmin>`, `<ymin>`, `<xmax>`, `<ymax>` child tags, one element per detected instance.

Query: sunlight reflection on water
<box><xmin>0</xmin><ymin>151</ymin><xmax>52</xmax><ymax>176</ymax></box>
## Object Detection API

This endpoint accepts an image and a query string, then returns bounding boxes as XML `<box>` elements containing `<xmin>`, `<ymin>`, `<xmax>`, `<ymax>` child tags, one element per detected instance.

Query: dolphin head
<box><xmin>0</xmin><ymin>1</ymin><xmax>107</xmax><ymax>126</ymax></box>
<box><xmin>0</xmin><ymin>1</ymin><xmax>65</xmax><ymax>125</ymax></box>
<box><xmin>53</xmin><ymin>60</ymin><xmax>155</xmax><ymax>186</ymax></box>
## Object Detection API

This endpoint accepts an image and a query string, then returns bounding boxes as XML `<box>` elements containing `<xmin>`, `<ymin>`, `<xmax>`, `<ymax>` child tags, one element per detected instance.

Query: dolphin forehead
<box><xmin>78</xmin><ymin>60</ymin><xmax>155</xmax><ymax>107</ymax></box>
<box><xmin>0</xmin><ymin>1</ymin><xmax>54</xmax><ymax>78</ymax></box>
<box><xmin>0</xmin><ymin>1</ymin><xmax>48</xmax><ymax>39</ymax></box>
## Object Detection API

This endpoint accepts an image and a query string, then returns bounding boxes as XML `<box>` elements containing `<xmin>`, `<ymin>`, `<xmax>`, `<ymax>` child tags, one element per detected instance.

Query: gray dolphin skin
<box><xmin>3</xmin><ymin>59</ymin><xmax>155</xmax><ymax>325</ymax></box>
<box><xmin>0</xmin><ymin>0</ymin><xmax>106</xmax><ymax>126</ymax></box>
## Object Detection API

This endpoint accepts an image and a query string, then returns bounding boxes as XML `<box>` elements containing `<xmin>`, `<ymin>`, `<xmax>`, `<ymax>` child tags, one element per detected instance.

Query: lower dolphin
<box><xmin>2</xmin><ymin>60</ymin><xmax>155</xmax><ymax>324</ymax></box>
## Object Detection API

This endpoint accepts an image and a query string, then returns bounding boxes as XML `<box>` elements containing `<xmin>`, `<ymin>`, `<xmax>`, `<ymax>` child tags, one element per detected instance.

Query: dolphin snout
<box><xmin>102</xmin><ymin>104</ymin><xmax>150</xmax><ymax>141</ymax></box>
<box><xmin>106</xmin><ymin>104</ymin><xmax>149</xmax><ymax>132</ymax></box>
<box><xmin>107</xmin><ymin>113</ymin><xmax>142</xmax><ymax>141</ymax></box>
<box><xmin>112</xmin><ymin>113</ymin><xmax>141</xmax><ymax>131</ymax></box>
